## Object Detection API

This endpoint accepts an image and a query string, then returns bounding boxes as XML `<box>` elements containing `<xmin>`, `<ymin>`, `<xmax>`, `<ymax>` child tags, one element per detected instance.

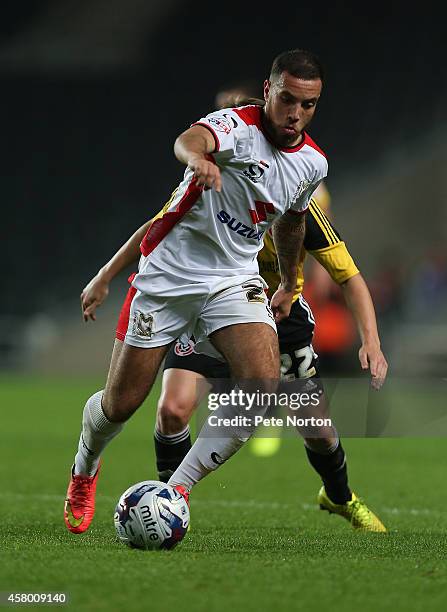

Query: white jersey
<box><xmin>136</xmin><ymin>105</ymin><xmax>327</xmax><ymax>287</ymax></box>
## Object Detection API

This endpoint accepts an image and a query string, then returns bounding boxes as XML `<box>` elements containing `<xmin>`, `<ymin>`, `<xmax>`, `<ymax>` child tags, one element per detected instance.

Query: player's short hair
<box><xmin>270</xmin><ymin>49</ymin><xmax>324</xmax><ymax>83</ymax></box>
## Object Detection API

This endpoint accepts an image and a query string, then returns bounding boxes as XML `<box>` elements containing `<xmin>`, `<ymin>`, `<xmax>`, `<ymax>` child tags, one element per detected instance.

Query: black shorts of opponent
<box><xmin>163</xmin><ymin>296</ymin><xmax>322</xmax><ymax>386</ymax></box>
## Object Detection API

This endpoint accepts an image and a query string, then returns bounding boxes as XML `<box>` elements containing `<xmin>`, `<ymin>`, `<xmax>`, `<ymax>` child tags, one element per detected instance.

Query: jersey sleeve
<box><xmin>191</xmin><ymin>109</ymin><xmax>240</xmax><ymax>159</ymax></box>
<box><xmin>304</xmin><ymin>199</ymin><xmax>359</xmax><ymax>284</ymax></box>
<box><xmin>289</xmin><ymin>178</ymin><xmax>324</xmax><ymax>214</ymax></box>
<box><xmin>289</xmin><ymin>145</ymin><xmax>328</xmax><ymax>213</ymax></box>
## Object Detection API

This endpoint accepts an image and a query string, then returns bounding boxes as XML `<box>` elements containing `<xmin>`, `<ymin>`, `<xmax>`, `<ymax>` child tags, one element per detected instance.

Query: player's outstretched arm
<box><xmin>340</xmin><ymin>273</ymin><xmax>388</xmax><ymax>389</ymax></box>
<box><xmin>81</xmin><ymin>220</ymin><xmax>150</xmax><ymax>322</ymax></box>
<box><xmin>270</xmin><ymin>211</ymin><xmax>306</xmax><ymax>322</ymax></box>
<box><xmin>174</xmin><ymin>125</ymin><xmax>222</xmax><ymax>192</ymax></box>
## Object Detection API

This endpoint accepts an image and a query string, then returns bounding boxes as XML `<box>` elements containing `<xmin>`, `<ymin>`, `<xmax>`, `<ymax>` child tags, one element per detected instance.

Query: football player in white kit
<box><xmin>64</xmin><ymin>49</ymin><xmax>328</xmax><ymax>534</ymax></box>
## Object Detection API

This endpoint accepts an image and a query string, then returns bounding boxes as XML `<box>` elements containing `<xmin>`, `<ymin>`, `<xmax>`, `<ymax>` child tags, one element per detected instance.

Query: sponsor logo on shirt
<box><xmin>208</xmin><ymin>116</ymin><xmax>232</xmax><ymax>134</ymax></box>
<box><xmin>216</xmin><ymin>210</ymin><xmax>264</xmax><ymax>241</ymax></box>
<box><xmin>249</xmin><ymin>201</ymin><xmax>275</xmax><ymax>224</ymax></box>
<box><xmin>242</xmin><ymin>163</ymin><xmax>265</xmax><ymax>183</ymax></box>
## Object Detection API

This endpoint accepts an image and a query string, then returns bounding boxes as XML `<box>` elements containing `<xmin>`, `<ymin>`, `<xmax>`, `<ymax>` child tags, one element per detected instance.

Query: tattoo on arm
<box><xmin>271</xmin><ymin>212</ymin><xmax>306</xmax><ymax>291</ymax></box>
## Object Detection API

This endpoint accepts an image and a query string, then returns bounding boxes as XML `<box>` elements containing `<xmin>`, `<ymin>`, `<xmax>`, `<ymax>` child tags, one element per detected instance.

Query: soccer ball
<box><xmin>114</xmin><ymin>480</ymin><xmax>190</xmax><ymax>550</ymax></box>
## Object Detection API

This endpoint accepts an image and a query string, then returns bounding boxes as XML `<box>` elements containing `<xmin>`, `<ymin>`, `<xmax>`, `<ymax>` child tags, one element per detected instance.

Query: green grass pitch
<box><xmin>1</xmin><ymin>375</ymin><xmax>447</xmax><ymax>611</ymax></box>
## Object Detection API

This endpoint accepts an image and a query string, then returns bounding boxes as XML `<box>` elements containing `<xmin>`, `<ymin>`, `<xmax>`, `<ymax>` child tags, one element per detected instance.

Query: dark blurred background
<box><xmin>1</xmin><ymin>0</ymin><xmax>446</xmax><ymax>375</ymax></box>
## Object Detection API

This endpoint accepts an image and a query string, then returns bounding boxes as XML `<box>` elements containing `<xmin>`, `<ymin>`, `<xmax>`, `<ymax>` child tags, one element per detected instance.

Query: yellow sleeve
<box><xmin>147</xmin><ymin>187</ymin><xmax>179</xmax><ymax>225</ymax></box>
<box><xmin>308</xmin><ymin>242</ymin><xmax>359</xmax><ymax>284</ymax></box>
<box><xmin>313</xmin><ymin>181</ymin><xmax>331</xmax><ymax>213</ymax></box>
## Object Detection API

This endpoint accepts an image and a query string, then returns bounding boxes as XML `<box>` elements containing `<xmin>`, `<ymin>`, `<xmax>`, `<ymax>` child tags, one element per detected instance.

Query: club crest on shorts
<box><xmin>242</xmin><ymin>283</ymin><xmax>265</xmax><ymax>304</ymax></box>
<box><xmin>174</xmin><ymin>340</ymin><xmax>195</xmax><ymax>356</ymax></box>
<box><xmin>133</xmin><ymin>311</ymin><xmax>154</xmax><ymax>338</ymax></box>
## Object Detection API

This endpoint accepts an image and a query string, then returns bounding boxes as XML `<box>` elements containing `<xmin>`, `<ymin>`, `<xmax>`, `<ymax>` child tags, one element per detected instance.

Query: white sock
<box><xmin>74</xmin><ymin>390</ymin><xmax>124</xmax><ymax>476</ymax></box>
<box><xmin>168</xmin><ymin>393</ymin><xmax>265</xmax><ymax>491</ymax></box>
<box><xmin>168</xmin><ymin>436</ymin><xmax>246</xmax><ymax>490</ymax></box>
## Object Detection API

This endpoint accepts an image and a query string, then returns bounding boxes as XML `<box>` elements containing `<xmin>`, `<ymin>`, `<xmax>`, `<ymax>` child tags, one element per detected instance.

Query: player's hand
<box><xmin>80</xmin><ymin>273</ymin><xmax>110</xmax><ymax>322</ymax></box>
<box><xmin>270</xmin><ymin>287</ymin><xmax>294</xmax><ymax>323</ymax></box>
<box><xmin>359</xmin><ymin>342</ymin><xmax>388</xmax><ymax>390</ymax></box>
<box><xmin>188</xmin><ymin>156</ymin><xmax>222</xmax><ymax>192</ymax></box>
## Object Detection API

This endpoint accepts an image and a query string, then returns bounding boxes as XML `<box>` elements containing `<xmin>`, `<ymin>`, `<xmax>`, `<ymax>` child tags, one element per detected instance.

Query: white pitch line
<box><xmin>3</xmin><ymin>492</ymin><xmax>446</xmax><ymax>518</ymax></box>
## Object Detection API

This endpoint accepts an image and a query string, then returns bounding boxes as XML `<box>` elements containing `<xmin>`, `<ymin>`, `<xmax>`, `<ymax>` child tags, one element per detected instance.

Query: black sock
<box><xmin>154</xmin><ymin>426</ymin><xmax>192</xmax><ymax>483</ymax></box>
<box><xmin>305</xmin><ymin>441</ymin><xmax>351</xmax><ymax>504</ymax></box>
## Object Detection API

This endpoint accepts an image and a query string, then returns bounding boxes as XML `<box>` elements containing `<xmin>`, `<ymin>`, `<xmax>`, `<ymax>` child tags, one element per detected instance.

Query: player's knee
<box><xmin>238</xmin><ymin>377</ymin><xmax>279</xmax><ymax>398</ymax></box>
<box><xmin>261</xmin><ymin>377</ymin><xmax>280</xmax><ymax>394</ymax></box>
<box><xmin>102</xmin><ymin>388</ymin><xmax>144</xmax><ymax>423</ymax></box>
<box><xmin>157</xmin><ymin>397</ymin><xmax>192</xmax><ymax>434</ymax></box>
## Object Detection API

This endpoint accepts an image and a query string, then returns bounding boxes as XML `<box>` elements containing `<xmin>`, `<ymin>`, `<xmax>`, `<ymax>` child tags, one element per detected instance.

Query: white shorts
<box><xmin>116</xmin><ymin>271</ymin><xmax>276</xmax><ymax>359</ymax></box>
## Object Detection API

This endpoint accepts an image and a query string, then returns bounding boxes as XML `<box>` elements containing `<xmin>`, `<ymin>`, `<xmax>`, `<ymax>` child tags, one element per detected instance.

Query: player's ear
<box><xmin>263</xmin><ymin>79</ymin><xmax>270</xmax><ymax>102</ymax></box>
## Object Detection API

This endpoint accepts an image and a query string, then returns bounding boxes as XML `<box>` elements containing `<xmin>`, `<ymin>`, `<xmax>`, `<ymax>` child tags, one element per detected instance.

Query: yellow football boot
<box><xmin>317</xmin><ymin>486</ymin><xmax>387</xmax><ymax>533</ymax></box>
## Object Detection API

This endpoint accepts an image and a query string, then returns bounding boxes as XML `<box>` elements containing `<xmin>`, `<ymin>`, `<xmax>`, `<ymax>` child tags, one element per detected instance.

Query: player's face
<box><xmin>263</xmin><ymin>71</ymin><xmax>322</xmax><ymax>147</ymax></box>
